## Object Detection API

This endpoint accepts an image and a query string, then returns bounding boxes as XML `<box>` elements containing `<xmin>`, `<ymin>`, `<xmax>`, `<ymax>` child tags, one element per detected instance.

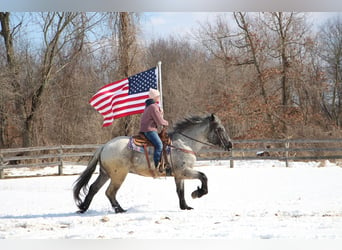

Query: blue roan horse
<box><xmin>73</xmin><ymin>114</ymin><xmax>232</xmax><ymax>213</ymax></box>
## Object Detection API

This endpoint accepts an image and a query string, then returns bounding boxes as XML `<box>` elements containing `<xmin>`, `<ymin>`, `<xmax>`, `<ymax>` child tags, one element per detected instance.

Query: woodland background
<box><xmin>0</xmin><ymin>12</ymin><xmax>342</xmax><ymax>148</ymax></box>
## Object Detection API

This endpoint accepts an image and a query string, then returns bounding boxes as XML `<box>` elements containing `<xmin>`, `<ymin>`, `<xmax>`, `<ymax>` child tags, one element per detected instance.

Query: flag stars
<box><xmin>128</xmin><ymin>68</ymin><xmax>157</xmax><ymax>95</ymax></box>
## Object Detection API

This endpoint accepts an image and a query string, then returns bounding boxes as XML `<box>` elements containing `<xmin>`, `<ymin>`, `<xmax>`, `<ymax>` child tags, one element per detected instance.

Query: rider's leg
<box><xmin>144</xmin><ymin>131</ymin><xmax>163</xmax><ymax>167</ymax></box>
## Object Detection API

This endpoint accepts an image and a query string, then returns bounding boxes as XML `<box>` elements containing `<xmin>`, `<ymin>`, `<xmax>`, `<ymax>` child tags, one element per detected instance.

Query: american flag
<box><xmin>89</xmin><ymin>67</ymin><xmax>158</xmax><ymax>127</ymax></box>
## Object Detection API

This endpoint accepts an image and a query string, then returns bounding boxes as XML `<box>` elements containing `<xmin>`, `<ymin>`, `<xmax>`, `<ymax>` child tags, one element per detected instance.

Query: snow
<box><xmin>1</xmin><ymin>160</ymin><xmax>342</xmax><ymax>239</ymax></box>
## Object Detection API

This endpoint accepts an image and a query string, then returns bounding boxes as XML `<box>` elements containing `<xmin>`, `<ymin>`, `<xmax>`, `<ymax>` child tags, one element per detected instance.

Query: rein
<box><xmin>178</xmin><ymin>131</ymin><xmax>222</xmax><ymax>150</ymax></box>
<box><xmin>168</xmin><ymin>130</ymin><xmax>221</xmax><ymax>157</ymax></box>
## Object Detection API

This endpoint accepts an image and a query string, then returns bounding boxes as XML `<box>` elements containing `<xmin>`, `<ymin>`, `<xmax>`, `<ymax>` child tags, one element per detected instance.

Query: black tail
<box><xmin>73</xmin><ymin>146</ymin><xmax>103</xmax><ymax>209</ymax></box>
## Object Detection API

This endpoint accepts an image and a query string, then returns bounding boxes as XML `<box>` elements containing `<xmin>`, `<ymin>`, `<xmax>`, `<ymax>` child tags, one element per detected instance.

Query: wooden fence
<box><xmin>200</xmin><ymin>138</ymin><xmax>342</xmax><ymax>168</ymax></box>
<box><xmin>1</xmin><ymin>139</ymin><xmax>342</xmax><ymax>178</ymax></box>
<box><xmin>0</xmin><ymin>144</ymin><xmax>101</xmax><ymax>179</ymax></box>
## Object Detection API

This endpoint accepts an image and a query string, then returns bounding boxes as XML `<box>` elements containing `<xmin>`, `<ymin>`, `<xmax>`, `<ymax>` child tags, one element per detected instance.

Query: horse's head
<box><xmin>171</xmin><ymin>114</ymin><xmax>233</xmax><ymax>152</ymax></box>
<box><xmin>207</xmin><ymin>114</ymin><xmax>232</xmax><ymax>151</ymax></box>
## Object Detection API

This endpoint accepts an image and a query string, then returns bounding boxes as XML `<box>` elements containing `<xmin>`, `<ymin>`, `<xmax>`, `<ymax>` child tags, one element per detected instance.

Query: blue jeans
<box><xmin>144</xmin><ymin>131</ymin><xmax>163</xmax><ymax>167</ymax></box>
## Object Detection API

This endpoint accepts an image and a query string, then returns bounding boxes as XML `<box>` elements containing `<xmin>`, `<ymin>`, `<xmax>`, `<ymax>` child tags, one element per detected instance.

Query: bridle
<box><xmin>167</xmin><ymin>127</ymin><xmax>230</xmax><ymax>174</ymax></box>
<box><xmin>215</xmin><ymin>127</ymin><xmax>230</xmax><ymax>151</ymax></box>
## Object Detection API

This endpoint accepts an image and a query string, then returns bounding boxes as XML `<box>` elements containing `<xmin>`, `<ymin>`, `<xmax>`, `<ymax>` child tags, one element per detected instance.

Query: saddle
<box><xmin>132</xmin><ymin>128</ymin><xmax>172</xmax><ymax>176</ymax></box>
<box><xmin>132</xmin><ymin>129</ymin><xmax>171</xmax><ymax>147</ymax></box>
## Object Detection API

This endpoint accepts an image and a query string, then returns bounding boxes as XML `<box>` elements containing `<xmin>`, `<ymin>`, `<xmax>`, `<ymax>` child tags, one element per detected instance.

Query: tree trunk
<box><xmin>0</xmin><ymin>12</ymin><xmax>15</xmax><ymax>68</ymax></box>
<box><xmin>0</xmin><ymin>12</ymin><xmax>22</xmax><ymax>147</ymax></box>
<box><xmin>117</xmin><ymin>12</ymin><xmax>138</xmax><ymax>136</ymax></box>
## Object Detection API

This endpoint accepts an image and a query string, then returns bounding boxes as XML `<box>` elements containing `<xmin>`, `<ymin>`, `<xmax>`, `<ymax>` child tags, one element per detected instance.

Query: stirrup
<box><xmin>163</xmin><ymin>162</ymin><xmax>172</xmax><ymax>176</ymax></box>
<box><xmin>155</xmin><ymin>162</ymin><xmax>163</xmax><ymax>173</ymax></box>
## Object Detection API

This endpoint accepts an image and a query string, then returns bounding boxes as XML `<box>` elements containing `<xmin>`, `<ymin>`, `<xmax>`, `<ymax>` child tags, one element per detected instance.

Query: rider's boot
<box><xmin>155</xmin><ymin>161</ymin><xmax>163</xmax><ymax>173</ymax></box>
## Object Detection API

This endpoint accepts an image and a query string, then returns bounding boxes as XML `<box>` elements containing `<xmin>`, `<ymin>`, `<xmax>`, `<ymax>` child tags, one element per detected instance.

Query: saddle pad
<box><xmin>127</xmin><ymin>137</ymin><xmax>171</xmax><ymax>154</ymax></box>
<box><xmin>127</xmin><ymin>137</ymin><xmax>153</xmax><ymax>154</ymax></box>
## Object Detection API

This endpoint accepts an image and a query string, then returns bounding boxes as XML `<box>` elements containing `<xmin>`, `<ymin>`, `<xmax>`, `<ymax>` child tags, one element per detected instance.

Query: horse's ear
<box><xmin>210</xmin><ymin>113</ymin><xmax>216</xmax><ymax>122</ymax></box>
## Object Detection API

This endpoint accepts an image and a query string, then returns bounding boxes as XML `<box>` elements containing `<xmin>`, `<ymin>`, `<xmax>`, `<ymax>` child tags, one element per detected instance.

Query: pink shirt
<box><xmin>140</xmin><ymin>102</ymin><xmax>168</xmax><ymax>132</ymax></box>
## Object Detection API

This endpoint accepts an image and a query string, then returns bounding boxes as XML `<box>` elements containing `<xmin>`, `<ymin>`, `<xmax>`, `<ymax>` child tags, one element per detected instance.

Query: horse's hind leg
<box><xmin>105</xmin><ymin>171</ymin><xmax>128</xmax><ymax>213</ymax></box>
<box><xmin>78</xmin><ymin>168</ymin><xmax>109</xmax><ymax>213</ymax></box>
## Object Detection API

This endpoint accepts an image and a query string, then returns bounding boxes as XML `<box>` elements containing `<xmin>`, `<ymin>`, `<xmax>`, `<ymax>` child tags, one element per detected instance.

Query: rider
<box><xmin>140</xmin><ymin>88</ymin><xmax>169</xmax><ymax>169</ymax></box>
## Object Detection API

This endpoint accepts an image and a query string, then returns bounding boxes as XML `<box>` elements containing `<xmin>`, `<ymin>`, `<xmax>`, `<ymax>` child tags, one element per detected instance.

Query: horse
<box><xmin>73</xmin><ymin>114</ymin><xmax>232</xmax><ymax>213</ymax></box>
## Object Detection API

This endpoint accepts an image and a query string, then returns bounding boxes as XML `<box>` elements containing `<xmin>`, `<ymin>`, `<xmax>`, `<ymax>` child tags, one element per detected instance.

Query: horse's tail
<box><xmin>73</xmin><ymin>145</ymin><xmax>103</xmax><ymax>208</ymax></box>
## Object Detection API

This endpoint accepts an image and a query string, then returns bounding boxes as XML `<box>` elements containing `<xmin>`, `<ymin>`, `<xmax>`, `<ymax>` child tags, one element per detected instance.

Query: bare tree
<box><xmin>0</xmin><ymin>12</ymin><xmax>14</xmax><ymax>147</ymax></box>
<box><xmin>101</xmin><ymin>12</ymin><xmax>142</xmax><ymax>136</ymax></box>
<box><xmin>0</xmin><ymin>12</ymin><xmax>23</xmax><ymax>147</ymax></box>
<box><xmin>319</xmin><ymin>15</ymin><xmax>342</xmax><ymax>126</ymax></box>
<box><xmin>20</xmin><ymin>12</ymin><xmax>81</xmax><ymax>146</ymax></box>
<box><xmin>233</xmin><ymin>12</ymin><xmax>278</xmax><ymax>136</ymax></box>
<box><xmin>260</xmin><ymin>12</ymin><xmax>308</xmax><ymax>107</ymax></box>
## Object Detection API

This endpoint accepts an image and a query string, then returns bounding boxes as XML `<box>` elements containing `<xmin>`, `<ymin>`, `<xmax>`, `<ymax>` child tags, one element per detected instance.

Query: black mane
<box><xmin>170</xmin><ymin>115</ymin><xmax>211</xmax><ymax>134</ymax></box>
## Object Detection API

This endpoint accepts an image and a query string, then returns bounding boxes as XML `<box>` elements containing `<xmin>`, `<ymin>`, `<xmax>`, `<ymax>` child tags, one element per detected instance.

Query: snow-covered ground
<box><xmin>1</xmin><ymin>160</ymin><xmax>342</xmax><ymax>239</ymax></box>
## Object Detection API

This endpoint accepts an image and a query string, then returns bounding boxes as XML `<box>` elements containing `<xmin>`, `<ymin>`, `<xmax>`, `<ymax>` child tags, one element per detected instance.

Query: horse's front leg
<box><xmin>191</xmin><ymin>171</ymin><xmax>208</xmax><ymax>199</ymax></box>
<box><xmin>174</xmin><ymin>178</ymin><xmax>193</xmax><ymax>210</ymax></box>
<box><xmin>174</xmin><ymin>170</ymin><xmax>208</xmax><ymax>210</ymax></box>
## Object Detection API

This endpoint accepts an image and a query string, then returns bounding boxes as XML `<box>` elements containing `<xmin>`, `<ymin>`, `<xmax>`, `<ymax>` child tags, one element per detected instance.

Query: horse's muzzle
<box><xmin>224</xmin><ymin>141</ymin><xmax>233</xmax><ymax>151</ymax></box>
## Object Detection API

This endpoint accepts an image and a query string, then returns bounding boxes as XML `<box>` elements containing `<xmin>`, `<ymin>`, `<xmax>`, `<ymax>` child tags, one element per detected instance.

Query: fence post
<box><xmin>230</xmin><ymin>149</ymin><xmax>234</xmax><ymax>168</ymax></box>
<box><xmin>58</xmin><ymin>146</ymin><xmax>64</xmax><ymax>175</ymax></box>
<box><xmin>285</xmin><ymin>140</ymin><xmax>289</xmax><ymax>168</ymax></box>
<box><xmin>0</xmin><ymin>151</ymin><xmax>4</xmax><ymax>179</ymax></box>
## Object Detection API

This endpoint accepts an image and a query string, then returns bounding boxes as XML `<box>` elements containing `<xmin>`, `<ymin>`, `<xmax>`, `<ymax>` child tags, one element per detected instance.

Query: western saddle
<box><xmin>132</xmin><ymin>127</ymin><xmax>172</xmax><ymax>175</ymax></box>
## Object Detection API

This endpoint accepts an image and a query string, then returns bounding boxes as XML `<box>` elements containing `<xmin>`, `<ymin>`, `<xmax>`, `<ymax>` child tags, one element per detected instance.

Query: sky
<box><xmin>6</xmin><ymin>12</ymin><xmax>342</xmax><ymax>48</ymax></box>
<box><xmin>141</xmin><ymin>12</ymin><xmax>222</xmax><ymax>39</ymax></box>
<box><xmin>140</xmin><ymin>12</ymin><xmax>342</xmax><ymax>40</ymax></box>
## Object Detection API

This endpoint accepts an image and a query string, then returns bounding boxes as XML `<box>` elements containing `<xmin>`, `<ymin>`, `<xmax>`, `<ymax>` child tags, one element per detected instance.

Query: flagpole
<box><xmin>157</xmin><ymin>61</ymin><xmax>163</xmax><ymax>110</ymax></box>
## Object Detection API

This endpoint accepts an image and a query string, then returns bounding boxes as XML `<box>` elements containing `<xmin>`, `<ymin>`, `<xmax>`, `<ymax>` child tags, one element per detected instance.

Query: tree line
<box><xmin>0</xmin><ymin>12</ymin><xmax>341</xmax><ymax>148</ymax></box>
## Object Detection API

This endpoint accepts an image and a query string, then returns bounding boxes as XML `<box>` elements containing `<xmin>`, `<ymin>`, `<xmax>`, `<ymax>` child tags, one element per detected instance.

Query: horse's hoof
<box><xmin>181</xmin><ymin>206</ymin><xmax>193</xmax><ymax>210</ymax></box>
<box><xmin>114</xmin><ymin>206</ymin><xmax>127</xmax><ymax>213</ymax></box>
<box><xmin>191</xmin><ymin>190</ymin><xmax>197</xmax><ymax>198</ymax></box>
<box><xmin>191</xmin><ymin>187</ymin><xmax>201</xmax><ymax>199</ymax></box>
<box><xmin>191</xmin><ymin>186</ymin><xmax>207</xmax><ymax>199</ymax></box>
<box><xmin>77</xmin><ymin>210</ymin><xmax>85</xmax><ymax>214</ymax></box>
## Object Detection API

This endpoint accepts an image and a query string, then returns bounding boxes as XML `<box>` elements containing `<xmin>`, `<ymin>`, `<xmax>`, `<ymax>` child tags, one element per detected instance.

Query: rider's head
<box><xmin>149</xmin><ymin>88</ymin><xmax>160</xmax><ymax>102</ymax></box>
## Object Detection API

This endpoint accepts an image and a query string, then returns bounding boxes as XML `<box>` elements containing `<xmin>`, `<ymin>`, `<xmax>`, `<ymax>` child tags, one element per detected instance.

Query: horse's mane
<box><xmin>170</xmin><ymin>115</ymin><xmax>211</xmax><ymax>134</ymax></box>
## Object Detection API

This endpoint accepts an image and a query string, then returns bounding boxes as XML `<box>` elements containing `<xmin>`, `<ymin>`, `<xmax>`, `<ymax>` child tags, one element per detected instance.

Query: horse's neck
<box><xmin>173</xmin><ymin>128</ymin><xmax>207</xmax><ymax>153</ymax></box>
